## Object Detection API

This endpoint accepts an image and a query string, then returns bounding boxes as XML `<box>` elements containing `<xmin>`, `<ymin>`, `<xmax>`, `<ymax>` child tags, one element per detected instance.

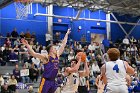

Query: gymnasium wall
<box><xmin>110</xmin><ymin>14</ymin><xmax>126</xmax><ymax>42</ymax></box>
<box><xmin>3</xmin><ymin>3</ymin><xmax>140</xmax><ymax>44</ymax></box>
<box><xmin>53</xmin><ymin>6</ymin><xmax>106</xmax><ymax>41</ymax></box>
<box><xmin>0</xmin><ymin>3</ymin><xmax>47</xmax><ymax>45</ymax></box>
<box><xmin>110</xmin><ymin>13</ymin><xmax>140</xmax><ymax>42</ymax></box>
<box><xmin>129</xmin><ymin>20</ymin><xmax>140</xmax><ymax>39</ymax></box>
<box><xmin>0</xmin><ymin>9</ymin><xmax>1</xmax><ymax>34</ymax></box>
<box><xmin>0</xmin><ymin>4</ymin><xmax>107</xmax><ymax>44</ymax></box>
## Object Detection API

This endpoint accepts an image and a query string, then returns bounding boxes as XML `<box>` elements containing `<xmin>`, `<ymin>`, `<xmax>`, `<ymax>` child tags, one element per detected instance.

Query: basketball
<box><xmin>77</xmin><ymin>52</ymin><xmax>87</xmax><ymax>62</ymax></box>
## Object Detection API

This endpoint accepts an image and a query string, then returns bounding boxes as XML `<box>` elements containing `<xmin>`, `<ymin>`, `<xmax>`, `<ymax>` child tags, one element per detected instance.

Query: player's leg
<box><xmin>39</xmin><ymin>78</ymin><xmax>51</xmax><ymax>93</ymax></box>
<box><xmin>119</xmin><ymin>85</ymin><xmax>128</xmax><ymax>93</ymax></box>
<box><xmin>49</xmin><ymin>81</ymin><xmax>57</xmax><ymax>93</ymax></box>
<box><xmin>105</xmin><ymin>85</ymin><xmax>128</xmax><ymax>93</ymax></box>
<box><xmin>105</xmin><ymin>85</ymin><xmax>119</xmax><ymax>93</ymax></box>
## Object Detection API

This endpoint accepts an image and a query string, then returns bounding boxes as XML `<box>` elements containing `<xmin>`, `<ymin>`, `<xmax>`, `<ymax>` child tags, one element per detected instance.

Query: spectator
<box><xmin>34</xmin><ymin>44</ymin><xmax>41</xmax><ymax>53</ymax></box>
<box><xmin>19</xmin><ymin>45</ymin><xmax>28</xmax><ymax>63</ymax></box>
<box><xmin>132</xmin><ymin>72</ymin><xmax>139</xmax><ymax>82</ymax></box>
<box><xmin>76</xmin><ymin>42</ymin><xmax>82</xmax><ymax>50</ymax></box>
<box><xmin>4</xmin><ymin>38</ymin><xmax>11</xmax><ymax>47</ymax></box>
<box><xmin>20</xmin><ymin>32</ymin><xmax>25</xmax><ymax>38</ymax></box>
<box><xmin>87</xmin><ymin>50</ymin><xmax>95</xmax><ymax>61</ymax></box>
<box><xmin>21</xmin><ymin>64</ymin><xmax>30</xmax><ymax>83</ymax></box>
<box><xmin>0</xmin><ymin>57</ymin><xmax>6</xmax><ymax>66</ymax></box>
<box><xmin>31</xmin><ymin>32</ymin><xmax>36</xmax><ymax>39</ymax></box>
<box><xmin>28</xmin><ymin>38</ymin><xmax>35</xmax><ymax>46</ymax></box>
<box><xmin>38</xmin><ymin>62</ymin><xmax>44</xmax><ymax>75</ymax></box>
<box><xmin>9</xmin><ymin>49</ymin><xmax>18</xmax><ymax>64</ymax></box>
<box><xmin>130</xmin><ymin>36</ymin><xmax>137</xmax><ymax>44</ymax></box>
<box><xmin>130</xmin><ymin>72</ymin><xmax>140</xmax><ymax>92</ymax></box>
<box><xmin>3</xmin><ymin>47</ymin><xmax>10</xmax><ymax>62</ymax></box>
<box><xmin>31</xmin><ymin>57</ymin><xmax>40</xmax><ymax>68</ymax></box>
<box><xmin>88</xmin><ymin>42</ymin><xmax>95</xmax><ymax>51</ymax></box>
<box><xmin>29</xmin><ymin>63</ymin><xmax>39</xmax><ymax>83</ymax></box>
<box><xmin>54</xmin><ymin>32</ymin><xmax>60</xmax><ymax>41</ymax></box>
<box><xmin>69</xmin><ymin>45</ymin><xmax>74</xmax><ymax>53</ymax></box>
<box><xmin>28</xmin><ymin>86</ymin><xmax>34</xmax><ymax>93</ymax></box>
<box><xmin>78</xmin><ymin>77</ymin><xmax>90</xmax><ymax>93</ymax></box>
<box><xmin>96</xmin><ymin>54</ymin><xmax>103</xmax><ymax>68</ymax></box>
<box><xmin>1</xmin><ymin>84</ymin><xmax>10</xmax><ymax>93</ymax></box>
<box><xmin>0</xmin><ymin>74</ymin><xmax>4</xmax><ymax>86</ymax></box>
<box><xmin>45</xmin><ymin>33</ymin><xmax>52</xmax><ymax>46</ymax></box>
<box><xmin>0</xmin><ymin>47</ymin><xmax>5</xmax><ymax>66</ymax></box>
<box><xmin>1</xmin><ymin>44</ymin><xmax>6</xmax><ymax>52</ymax></box>
<box><xmin>6</xmin><ymin>32</ymin><xmax>11</xmax><ymax>37</ymax></box>
<box><xmin>13</xmin><ymin>64</ymin><xmax>21</xmax><ymax>82</ymax></box>
<box><xmin>83</xmin><ymin>45</ymin><xmax>88</xmax><ymax>53</ymax></box>
<box><xmin>13</xmin><ymin>45</ymin><xmax>19</xmax><ymax>52</ymax></box>
<box><xmin>41</xmin><ymin>46</ymin><xmax>48</xmax><ymax>54</ymax></box>
<box><xmin>123</xmin><ymin>36</ymin><xmax>130</xmax><ymax>45</ymax></box>
<box><xmin>0</xmin><ymin>47</ymin><xmax>3</xmax><ymax>57</ymax></box>
<box><xmin>81</xmin><ymin>35</ymin><xmax>86</xmax><ymax>46</ymax></box>
<box><xmin>91</xmin><ymin>61</ymin><xmax>100</xmax><ymax>77</ymax></box>
<box><xmin>54</xmin><ymin>41</ymin><xmax>60</xmax><ymax>50</ymax></box>
<box><xmin>95</xmin><ymin>42</ymin><xmax>100</xmax><ymax>49</ymax></box>
<box><xmin>68</xmin><ymin>52</ymin><xmax>75</xmax><ymax>61</ymax></box>
<box><xmin>25</xmin><ymin>56</ymin><xmax>32</xmax><ymax>66</ymax></box>
<box><xmin>102</xmin><ymin>37</ymin><xmax>110</xmax><ymax>53</ymax></box>
<box><xmin>25</xmin><ymin>30</ymin><xmax>31</xmax><ymax>38</ymax></box>
<box><xmin>14</xmin><ymin>38</ymin><xmax>20</xmax><ymax>46</ymax></box>
<box><xmin>8</xmin><ymin>75</ymin><xmax>17</xmax><ymax>92</ymax></box>
<box><xmin>11</xmin><ymin>28</ymin><xmax>19</xmax><ymax>38</ymax></box>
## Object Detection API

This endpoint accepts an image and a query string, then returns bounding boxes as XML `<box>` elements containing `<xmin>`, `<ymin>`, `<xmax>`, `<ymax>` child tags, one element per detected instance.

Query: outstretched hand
<box><xmin>21</xmin><ymin>38</ymin><xmax>28</xmax><ymax>45</ymax></box>
<box><xmin>66</xmin><ymin>28</ymin><xmax>71</xmax><ymax>35</ymax></box>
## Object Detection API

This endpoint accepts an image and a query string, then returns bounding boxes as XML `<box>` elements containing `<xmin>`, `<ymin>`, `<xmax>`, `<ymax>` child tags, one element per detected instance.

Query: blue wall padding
<box><xmin>0</xmin><ymin>3</ymin><xmax>47</xmax><ymax>45</ymax></box>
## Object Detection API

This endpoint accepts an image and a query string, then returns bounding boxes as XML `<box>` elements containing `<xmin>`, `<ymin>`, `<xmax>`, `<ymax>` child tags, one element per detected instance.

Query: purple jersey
<box><xmin>42</xmin><ymin>56</ymin><xmax>59</xmax><ymax>80</ymax></box>
<box><xmin>39</xmin><ymin>56</ymin><xmax>59</xmax><ymax>93</ymax></box>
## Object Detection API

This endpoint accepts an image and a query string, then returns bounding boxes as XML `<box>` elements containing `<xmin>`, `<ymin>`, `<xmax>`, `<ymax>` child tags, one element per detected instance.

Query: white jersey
<box><xmin>105</xmin><ymin>60</ymin><xmax>127</xmax><ymax>86</ymax></box>
<box><xmin>61</xmin><ymin>73</ymin><xmax>79</xmax><ymax>93</ymax></box>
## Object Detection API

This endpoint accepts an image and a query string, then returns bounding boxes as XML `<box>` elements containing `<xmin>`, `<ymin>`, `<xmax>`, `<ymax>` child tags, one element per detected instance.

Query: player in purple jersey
<box><xmin>21</xmin><ymin>29</ymin><xmax>71</xmax><ymax>93</ymax></box>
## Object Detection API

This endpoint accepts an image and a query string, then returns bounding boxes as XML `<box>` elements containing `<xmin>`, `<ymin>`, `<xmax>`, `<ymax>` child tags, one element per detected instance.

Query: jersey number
<box><xmin>113</xmin><ymin>64</ymin><xmax>119</xmax><ymax>73</ymax></box>
<box><xmin>54</xmin><ymin>63</ymin><xmax>58</xmax><ymax>69</ymax></box>
<box><xmin>74</xmin><ymin>79</ymin><xmax>76</xmax><ymax>84</ymax></box>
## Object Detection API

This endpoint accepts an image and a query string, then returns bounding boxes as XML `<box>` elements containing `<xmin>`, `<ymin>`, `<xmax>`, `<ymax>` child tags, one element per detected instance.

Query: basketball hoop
<box><xmin>14</xmin><ymin>0</ymin><xmax>33</xmax><ymax>19</ymax></box>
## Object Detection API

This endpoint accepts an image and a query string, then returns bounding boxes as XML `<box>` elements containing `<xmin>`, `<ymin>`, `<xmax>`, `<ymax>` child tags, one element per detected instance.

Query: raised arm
<box><xmin>95</xmin><ymin>75</ymin><xmax>100</xmax><ymax>88</ymax></box>
<box><xmin>21</xmin><ymin>39</ymin><xmax>47</xmax><ymax>60</ymax></box>
<box><xmin>100</xmin><ymin>64</ymin><xmax>107</xmax><ymax>84</ymax></box>
<box><xmin>57</xmin><ymin>29</ymin><xmax>71</xmax><ymax>57</ymax></box>
<box><xmin>79</xmin><ymin>62</ymin><xmax>90</xmax><ymax>77</ymax></box>
<box><xmin>125</xmin><ymin>61</ymin><xmax>135</xmax><ymax>75</ymax></box>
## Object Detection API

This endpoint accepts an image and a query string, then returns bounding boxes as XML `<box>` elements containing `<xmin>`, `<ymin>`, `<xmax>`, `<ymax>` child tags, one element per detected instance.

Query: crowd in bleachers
<box><xmin>0</xmin><ymin>28</ymin><xmax>140</xmax><ymax>93</ymax></box>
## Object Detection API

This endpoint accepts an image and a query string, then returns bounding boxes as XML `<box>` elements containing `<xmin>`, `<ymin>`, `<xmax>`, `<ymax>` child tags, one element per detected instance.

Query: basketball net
<box><xmin>14</xmin><ymin>0</ymin><xmax>33</xmax><ymax>19</ymax></box>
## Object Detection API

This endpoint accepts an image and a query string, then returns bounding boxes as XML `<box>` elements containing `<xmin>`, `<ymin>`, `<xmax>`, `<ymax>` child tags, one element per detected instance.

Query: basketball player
<box><xmin>61</xmin><ymin>57</ymin><xmax>89</xmax><ymax>93</ymax></box>
<box><xmin>21</xmin><ymin>29</ymin><xmax>71</xmax><ymax>93</ymax></box>
<box><xmin>101</xmin><ymin>48</ymin><xmax>135</xmax><ymax>93</ymax></box>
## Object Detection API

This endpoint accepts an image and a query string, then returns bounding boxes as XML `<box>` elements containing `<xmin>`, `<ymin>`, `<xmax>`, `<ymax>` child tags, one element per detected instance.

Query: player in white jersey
<box><xmin>101</xmin><ymin>48</ymin><xmax>135</xmax><ymax>93</ymax></box>
<box><xmin>61</xmin><ymin>56</ymin><xmax>89</xmax><ymax>93</ymax></box>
